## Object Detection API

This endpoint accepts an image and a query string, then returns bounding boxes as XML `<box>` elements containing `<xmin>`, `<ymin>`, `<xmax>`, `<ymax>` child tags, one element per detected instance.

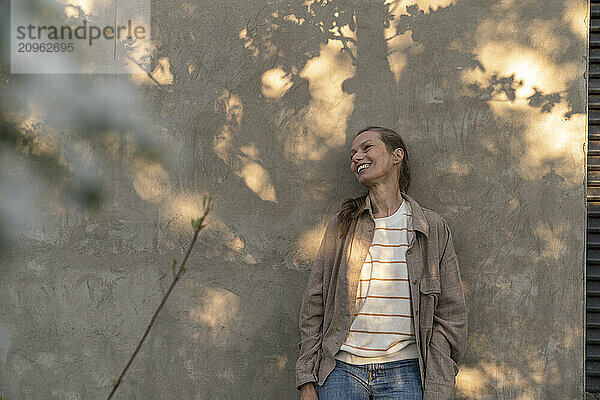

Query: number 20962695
<box><xmin>18</xmin><ymin>42</ymin><xmax>74</xmax><ymax>52</ymax></box>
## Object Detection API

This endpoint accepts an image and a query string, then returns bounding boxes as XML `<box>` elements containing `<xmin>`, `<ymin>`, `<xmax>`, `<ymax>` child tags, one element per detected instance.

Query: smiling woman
<box><xmin>347</xmin><ymin>127</ymin><xmax>410</xmax><ymax>214</ymax></box>
<box><xmin>295</xmin><ymin>126</ymin><xmax>468</xmax><ymax>400</ymax></box>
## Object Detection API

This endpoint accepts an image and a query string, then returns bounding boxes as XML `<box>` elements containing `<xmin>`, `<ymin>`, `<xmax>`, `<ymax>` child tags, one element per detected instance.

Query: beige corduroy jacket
<box><xmin>295</xmin><ymin>192</ymin><xmax>468</xmax><ymax>399</ymax></box>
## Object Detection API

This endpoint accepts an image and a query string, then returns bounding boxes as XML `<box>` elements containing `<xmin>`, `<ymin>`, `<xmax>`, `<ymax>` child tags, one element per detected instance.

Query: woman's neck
<box><xmin>369</xmin><ymin>186</ymin><xmax>403</xmax><ymax>218</ymax></box>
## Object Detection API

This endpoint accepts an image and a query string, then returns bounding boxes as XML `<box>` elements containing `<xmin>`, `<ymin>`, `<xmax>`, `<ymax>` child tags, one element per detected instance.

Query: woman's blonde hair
<box><xmin>337</xmin><ymin>126</ymin><xmax>411</xmax><ymax>237</ymax></box>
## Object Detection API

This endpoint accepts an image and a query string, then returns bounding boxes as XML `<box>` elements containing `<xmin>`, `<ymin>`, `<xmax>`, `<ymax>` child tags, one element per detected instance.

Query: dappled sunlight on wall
<box><xmin>1</xmin><ymin>0</ymin><xmax>588</xmax><ymax>397</ymax></box>
<box><xmin>518</xmin><ymin>102</ymin><xmax>585</xmax><ymax>183</ymax></box>
<box><xmin>151</xmin><ymin>57</ymin><xmax>174</xmax><ymax>86</ymax></box>
<box><xmin>291</xmin><ymin>39</ymin><xmax>355</xmax><ymax>161</ymax></box>
<box><xmin>236</xmin><ymin>0</ymin><xmax>362</xmax><ymax>168</ymax></box>
<box><xmin>291</xmin><ymin>220</ymin><xmax>328</xmax><ymax>269</ymax></box>
<box><xmin>384</xmin><ymin>0</ymin><xmax>424</xmax><ymax>83</ymax></box>
<box><xmin>207</xmin><ymin>216</ymin><xmax>259</xmax><ymax>264</ymax></box>
<box><xmin>456</xmin><ymin>359</ymin><xmax>548</xmax><ymax>399</ymax></box>
<box><xmin>132</xmin><ymin>160</ymin><xmax>170</xmax><ymax>202</ymax></box>
<box><xmin>213</xmin><ymin>89</ymin><xmax>243</xmax><ymax>162</ymax></box>
<box><xmin>189</xmin><ymin>286</ymin><xmax>240</xmax><ymax>341</ymax></box>
<box><xmin>213</xmin><ymin>89</ymin><xmax>278</xmax><ymax>203</ymax></box>
<box><xmin>533</xmin><ymin>221</ymin><xmax>569</xmax><ymax>262</ymax></box>
<box><xmin>119</xmin><ymin>18</ymin><xmax>155</xmax><ymax>81</ymax></box>
<box><xmin>447</xmin><ymin>159</ymin><xmax>470</xmax><ymax>177</ymax></box>
<box><xmin>238</xmin><ymin>161</ymin><xmax>278</xmax><ymax>203</ymax></box>
<box><xmin>213</xmin><ymin>125</ymin><xmax>235</xmax><ymax>164</ymax></box>
<box><xmin>484</xmin><ymin>98</ymin><xmax>585</xmax><ymax>184</ymax></box>
<box><xmin>564</xmin><ymin>0</ymin><xmax>589</xmax><ymax>40</ymax></box>
<box><xmin>164</xmin><ymin>192</ymin><xmax>208</xmax><ymax>230</ymax></box>
<box><xmin>462</xmin><ymin>11</ymin><xmax>586</xmax><ymax>185</ymax></box>
<box><xmin>455</xmin><ymin>364</ymin><xmax>487</xmax><ymax>397</ymax></box>
<box><xmin>62</xmin><ymin>0</ymin><xmax>95</xmax><ymax>17</ymax></box>
<box><xmin>238</xmin><ymin>28</ymin><xmax>258</xmax><ymax>58</ymax></box>
<box><xmin>276</xmin><ymin>354</ymin><xmax>288</xmax><ymax>371</ymax></box>
<box><xmin>16</xmin><ymin>111</ymin><xmax>63</xmax><ymax>166</ymax></box>
<box><xmin>464</xmin><ymin>42</ymin><xmax>578</xmax><ymax>97</ymax></box>
<box><xmin>261</xmin><ymin>67</ymin><xmax>293</xmax><ymax>99</ymax></box>
<box><xmin>408</xmin><ymin>0</ymin><xmax>455</xmax><ymax>11</ymax></box>
<box><xmin>257</xmin><ymin>353</ymin><xmax>289</xmax><ymax>386</ymax></box>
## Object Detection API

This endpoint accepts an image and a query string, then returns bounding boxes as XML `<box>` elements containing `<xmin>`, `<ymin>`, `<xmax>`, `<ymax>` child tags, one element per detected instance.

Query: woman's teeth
<box><xmin>357</xmin><ymin>164</ymin><xmax>370</xmax><ymax>173</ymax></box>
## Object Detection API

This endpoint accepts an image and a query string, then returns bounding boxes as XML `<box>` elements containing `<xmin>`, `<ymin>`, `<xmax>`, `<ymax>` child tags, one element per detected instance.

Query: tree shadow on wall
<box><xmin>126</xmin><ymin>0</ymin><xmax>588</xmax><ymax>399</ymax></box>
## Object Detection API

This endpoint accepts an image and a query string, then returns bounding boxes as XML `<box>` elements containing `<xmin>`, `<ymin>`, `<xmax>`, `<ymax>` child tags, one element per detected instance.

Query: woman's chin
<box><xmin>356</xmin><ymin>175</ymin><xmax>373</xmax><ymax>187</ymax></box>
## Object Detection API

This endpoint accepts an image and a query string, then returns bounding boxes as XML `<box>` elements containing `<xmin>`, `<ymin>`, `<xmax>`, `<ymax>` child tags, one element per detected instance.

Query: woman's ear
<box><xmin>393</xmin><ymin>148</ymin><xmax>404</xmax><ymax>164</ymax></box>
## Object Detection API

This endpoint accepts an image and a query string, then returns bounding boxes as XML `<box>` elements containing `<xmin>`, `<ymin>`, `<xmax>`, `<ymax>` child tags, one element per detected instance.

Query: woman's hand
<box><xmin>299</xmin><ymin>382</ymin><xmax>318</xmax><ymax>400</ymax></box>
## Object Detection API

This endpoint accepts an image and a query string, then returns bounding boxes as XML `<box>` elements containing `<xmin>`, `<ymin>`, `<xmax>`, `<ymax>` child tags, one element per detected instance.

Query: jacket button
<box><xmin>407</xmin><ymin>249</ymin><xmax>412</xmax><ymax>255</ymax></box>
<box><xmin>412</xmin><ymin>279</ymin><xmax>417</xmax><ymax>285</ymax></box>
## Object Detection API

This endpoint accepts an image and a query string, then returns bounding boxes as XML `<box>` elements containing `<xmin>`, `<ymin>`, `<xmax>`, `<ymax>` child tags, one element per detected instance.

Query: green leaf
<box><xmin>190</xmin><ymin>193</ymin><xmax>213</xmax><ymax>231</ymax></box>
<box><xmin>171</xmin><ymin>258</ymin><xmax>177</xmax><ymax>272</ymax></box>
<box><xmin>191</xmin><ymin>216</ymin><xmax>204</xmax><ymax>231</ymax></box>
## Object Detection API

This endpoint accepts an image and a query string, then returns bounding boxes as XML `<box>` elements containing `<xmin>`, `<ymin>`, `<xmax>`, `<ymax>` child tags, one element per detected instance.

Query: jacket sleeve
<box><xmin>295</xmin><ymin>214</ymin><xmax>339</xmax><ymax>390</ymax></box>
<box><xmin>424</xmin><ymin>219</ymin><xmax>468</xmax><ymax>399</ymax></box>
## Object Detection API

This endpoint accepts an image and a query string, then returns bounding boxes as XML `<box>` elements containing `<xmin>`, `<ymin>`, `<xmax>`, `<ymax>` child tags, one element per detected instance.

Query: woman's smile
<box><xmin>357</xmin><ymin>163</ymin><xmax>371</xmax><ymax>173</ymax></box>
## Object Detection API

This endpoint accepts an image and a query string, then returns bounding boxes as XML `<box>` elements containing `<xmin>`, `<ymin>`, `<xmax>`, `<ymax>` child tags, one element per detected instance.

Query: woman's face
<box><xmin>349</xmin><ymin>130</ymin><xmax>403</xmax><ymax>187</ymax></box>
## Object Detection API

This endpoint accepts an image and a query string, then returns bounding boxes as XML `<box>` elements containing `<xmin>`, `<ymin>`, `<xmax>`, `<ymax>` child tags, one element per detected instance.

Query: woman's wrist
<box><xmin>299</xmin><ymin>382</ymin><xmax>316</xmax><ymax>392</ymax></box>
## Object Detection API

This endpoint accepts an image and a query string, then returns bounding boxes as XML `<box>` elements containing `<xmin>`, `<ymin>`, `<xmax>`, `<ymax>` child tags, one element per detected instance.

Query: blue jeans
<box><xmin>316</xmin><ymin>358</ymin><xmax>423</xmax><ymax>400</ymax></box>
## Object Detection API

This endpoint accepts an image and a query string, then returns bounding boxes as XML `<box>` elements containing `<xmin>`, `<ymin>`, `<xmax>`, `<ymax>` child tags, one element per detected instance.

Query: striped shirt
<box><xmin>335</xmin><ymin>198</ymin><xmax>419</xmax><ymax>364</ymax></box>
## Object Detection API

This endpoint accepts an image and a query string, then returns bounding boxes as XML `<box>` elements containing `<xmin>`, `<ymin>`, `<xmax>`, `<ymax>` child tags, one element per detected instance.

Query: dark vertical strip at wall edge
<box><xmin>588</xmin><ymin>0</ymin><xmax>598</xmax><ymax>393</ymax></box>
<box><xmin>586</xmin><ymin>1</ymin><xmax>591</xmax><ymax>396</ymax></box>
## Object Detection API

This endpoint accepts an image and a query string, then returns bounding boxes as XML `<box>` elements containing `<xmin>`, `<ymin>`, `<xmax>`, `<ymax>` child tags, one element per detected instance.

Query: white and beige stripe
<box><xmin>335</xmin><ymin>199</ymin><xmax>418</xmax><ymax>363</ymax></box>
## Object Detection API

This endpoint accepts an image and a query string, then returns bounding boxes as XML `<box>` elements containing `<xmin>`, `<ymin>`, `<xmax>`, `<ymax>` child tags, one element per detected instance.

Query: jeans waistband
<box><xmin>336</xmin><ymin>357</ymin><xmax>418</xmax><ymax>371</ymax></box>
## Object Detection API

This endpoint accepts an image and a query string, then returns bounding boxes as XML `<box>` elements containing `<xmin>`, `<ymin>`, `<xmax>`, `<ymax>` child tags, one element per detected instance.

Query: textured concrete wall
<box><xmin>0</xmin><ymin>0</ymin><xmax>588</xmax><ymax>399</ymax></box>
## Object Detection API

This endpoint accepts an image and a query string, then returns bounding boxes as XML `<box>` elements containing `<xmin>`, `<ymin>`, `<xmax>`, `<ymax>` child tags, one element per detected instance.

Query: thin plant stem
<box><xmin>106</xmin><ymin>215</ymin><xmax>207</xmax><ymax>399</ymax></box>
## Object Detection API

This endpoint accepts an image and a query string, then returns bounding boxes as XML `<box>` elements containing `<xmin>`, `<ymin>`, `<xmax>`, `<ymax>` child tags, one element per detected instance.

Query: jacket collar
<box><xmin>362</xmin><ymin>191</ymin><xmax>429</xmax><ymax>237</ymax></box>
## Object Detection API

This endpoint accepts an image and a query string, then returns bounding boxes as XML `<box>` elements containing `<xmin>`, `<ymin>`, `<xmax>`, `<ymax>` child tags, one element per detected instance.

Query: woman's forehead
<box><xmin>351</xmin><ymin>130</ymin><xmax>381</xmax><ymax>148</ymax></box>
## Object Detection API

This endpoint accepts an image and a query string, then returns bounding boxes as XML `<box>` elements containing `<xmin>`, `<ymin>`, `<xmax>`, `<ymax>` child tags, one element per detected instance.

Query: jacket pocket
<box><xmin>419</xmin><ymin>275</ymin><xmax>441</xmax><ymax>295</ymax></box>
<box><xmin>423</xmin><ymin>342</ymin><xmax>458</xmax><ymax>400</ymax></box>
<box><xmin>426</xmin><ymin>341</ymin><xmax>459</xmax><ymax>383</ymax></box>
<box><xmin>419</xmin><ymin>276</ymin><xmax>440</xmax><ymax>330</ymax></box>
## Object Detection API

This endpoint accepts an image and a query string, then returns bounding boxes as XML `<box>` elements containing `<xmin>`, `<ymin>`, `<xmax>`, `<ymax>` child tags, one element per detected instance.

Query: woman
<box><xmin>295</xmin><ymin>126</ymin><xmax>468</xmax><ymax>400</ymax></box>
